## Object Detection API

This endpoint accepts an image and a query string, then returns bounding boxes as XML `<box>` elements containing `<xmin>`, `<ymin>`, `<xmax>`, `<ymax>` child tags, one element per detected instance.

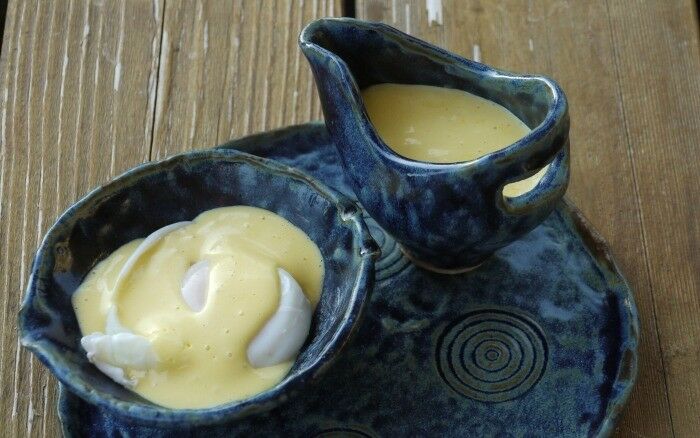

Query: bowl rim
<box><xmin>18</xmin><ymin>147</ymin><xmax>379</xmax><ymax>426</ymax></box>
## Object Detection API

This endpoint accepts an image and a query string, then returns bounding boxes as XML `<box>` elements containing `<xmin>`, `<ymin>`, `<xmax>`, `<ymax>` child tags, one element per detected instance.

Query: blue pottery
<box><xmin>18</xmin><ymin>148</ymin><xmax>378</xmax><ymax>427</ymax></box>
<box><xmin>53</xmin><ymin>124</ymin><xmax>636</xmax><ymax>437</ymax></box>
<box><xmin>300</xmin><ymin>18</ymin><xmax>571</xmax><ymax>272</ymax></box>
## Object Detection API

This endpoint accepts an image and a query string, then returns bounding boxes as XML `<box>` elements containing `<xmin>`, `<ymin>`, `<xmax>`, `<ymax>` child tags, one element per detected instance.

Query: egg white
<box><xmin>246</xmin><ymin>268</ymin><xmax>313</xmax><ymax>368</ymax></box>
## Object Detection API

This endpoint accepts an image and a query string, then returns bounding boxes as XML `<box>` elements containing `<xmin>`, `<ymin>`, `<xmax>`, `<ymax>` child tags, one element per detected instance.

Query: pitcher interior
<box><xmin>303</xmin><ymin>19</ymin><xmax>554</xmax><ymax>130</ymax></box>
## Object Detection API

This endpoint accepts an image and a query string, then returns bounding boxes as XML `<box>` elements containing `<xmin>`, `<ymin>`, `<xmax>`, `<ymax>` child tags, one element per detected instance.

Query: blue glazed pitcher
<box><xmin>300</xmin><ymin>18</ymin><xmax>570</xmax><ymax>273</ymax></box>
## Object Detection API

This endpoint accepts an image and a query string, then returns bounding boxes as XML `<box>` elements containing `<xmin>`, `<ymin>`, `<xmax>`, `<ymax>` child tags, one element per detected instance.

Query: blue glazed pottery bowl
<box><xmin>18</xmin><ymin>148</ymin><xmax>378</xmax><ymax>426</ymax></box>
<box><xmin>300</xmin><ymin>18</ymin><xmax>570</xmax><ymax>272</ymax></box>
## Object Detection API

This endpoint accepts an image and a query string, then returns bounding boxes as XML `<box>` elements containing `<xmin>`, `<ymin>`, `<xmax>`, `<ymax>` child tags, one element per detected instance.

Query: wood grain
<box><xmin>151</xmin><ymin>0</ymin><xmax>337</xmax><ymax>158</ymax></box>
<box><xmin>606</xmin><ymin>1</ymin><xmax>700</xmax><ymax>435</ymax></box>
<box><xmin>0</xmin><ymin>1</ymin><xmax>164</xmax><ymax>436</ymax></box>
<box><xmin>358</xmin><ymin>0</ymin><xmax>700</xmax><ymax>436</ymax></box>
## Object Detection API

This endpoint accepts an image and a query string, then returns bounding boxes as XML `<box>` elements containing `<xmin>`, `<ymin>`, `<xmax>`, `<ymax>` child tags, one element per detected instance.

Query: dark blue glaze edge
<box><xmin>561</xmin><ymin>197</ymin><xmax>640</xmax><ymax>437</ymax></box>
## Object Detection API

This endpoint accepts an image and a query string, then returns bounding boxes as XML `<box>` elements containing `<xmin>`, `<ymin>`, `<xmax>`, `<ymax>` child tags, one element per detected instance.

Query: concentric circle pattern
<box><xmin>363</xmin><ymin>214</ymin><xmax>410</xmax><ymax>282</ymax></box>
<box><xmin>436</xmin><ymin>309</ymin><xmax>548</xmax><ymax>403</ymax></box>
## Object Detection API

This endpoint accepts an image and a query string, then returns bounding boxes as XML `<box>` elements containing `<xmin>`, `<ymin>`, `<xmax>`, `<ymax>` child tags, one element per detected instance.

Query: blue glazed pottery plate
<box><xmin>58</xmin><ymin>122</ymin><xmax>638</xmax><ymax>437</ymax></box>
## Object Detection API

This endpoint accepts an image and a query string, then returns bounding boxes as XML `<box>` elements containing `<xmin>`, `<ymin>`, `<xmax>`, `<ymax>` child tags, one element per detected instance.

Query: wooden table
<box><xmin>1</xmin><ymin>1</ymin><xmax>698</xmax><ymax>436</ymax></box>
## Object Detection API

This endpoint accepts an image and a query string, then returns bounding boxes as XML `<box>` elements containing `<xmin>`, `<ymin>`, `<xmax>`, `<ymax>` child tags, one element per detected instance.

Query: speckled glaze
<box><xmin>300</xmin><ymin>18</ymin><xmax>571</xmax><ymax>271</ymax></box>
<box><xmin>18</xmin><ymin>148</ymin><xmax>378</xmax><ymax>427</ymax></box>
<box><xmin>55</xmin><ymin>124</ymin><xmax>636</xmax><ymax>437</ymax></box>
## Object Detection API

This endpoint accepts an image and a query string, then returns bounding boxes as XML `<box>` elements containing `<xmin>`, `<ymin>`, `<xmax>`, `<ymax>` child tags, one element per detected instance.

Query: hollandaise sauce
<box><xmin>362</xmin><ymin>83</ymin><xmax>548</xmax><ymax>197</ymax></box>
<box><xmin>72</xmin><ymin>206</ymin><xmax>324</xmax><ymax>409</ymax></box>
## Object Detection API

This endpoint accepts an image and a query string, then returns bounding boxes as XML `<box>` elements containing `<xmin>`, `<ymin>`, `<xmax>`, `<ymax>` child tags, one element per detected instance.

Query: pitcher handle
<box><xmin>499</xmin><ymin>140</ymin><xmax>570</xmax><ymax>215</ymax></box>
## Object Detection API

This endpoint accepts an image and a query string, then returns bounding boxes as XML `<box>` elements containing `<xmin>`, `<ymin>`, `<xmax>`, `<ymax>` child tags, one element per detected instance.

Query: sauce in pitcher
<box><xmin>362</xmin><ymin>83</ymin><xmax>547</xmax><ymax>197</ymax></box>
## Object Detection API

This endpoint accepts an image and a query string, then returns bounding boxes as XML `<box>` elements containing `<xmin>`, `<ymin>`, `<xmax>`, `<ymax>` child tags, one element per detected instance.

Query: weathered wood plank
<box><xmin>151</xmin><ymin>0</ymin><xmax>340</xmax><ymax>159</ymax></box>
<box><xmin>606</xmin><ymin>1</ymin><xmax>700</xmax><ymax>435</ymax></box>
<box><xmin>0</xmin><ymin>0</ymin><xmax>164</xmax><ymax>435</ymax></box>
<box><xmin>357</xmin><ymin>0</ymin><xmax>700</xmax><ymax>436</ymax></box>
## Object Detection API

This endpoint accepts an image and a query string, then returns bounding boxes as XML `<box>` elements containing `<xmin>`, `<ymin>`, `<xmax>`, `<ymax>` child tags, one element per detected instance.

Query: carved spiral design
<box><xmin>436</xmin><ymin>309</ymin><xmax>548</xmax><ymax>403</ymax></box>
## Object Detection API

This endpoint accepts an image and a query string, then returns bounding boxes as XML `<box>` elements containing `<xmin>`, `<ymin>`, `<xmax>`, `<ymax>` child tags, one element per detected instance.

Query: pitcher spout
<box><xmin>299</xmin><ymin>18</ymin><xmax>385</xmax><ymax>167</ymax></box>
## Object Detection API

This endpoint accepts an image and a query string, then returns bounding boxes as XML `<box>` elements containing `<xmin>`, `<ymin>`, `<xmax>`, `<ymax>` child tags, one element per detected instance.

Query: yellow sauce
<box><xmin>72</xmin><ymin>206</ymin><xmax>324</xmax><ymax>409</ymax></box>
<box><xmin>362</xmin><ymin>83</ymin><xmax>547</xmax><ymax>197</ymax></box>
